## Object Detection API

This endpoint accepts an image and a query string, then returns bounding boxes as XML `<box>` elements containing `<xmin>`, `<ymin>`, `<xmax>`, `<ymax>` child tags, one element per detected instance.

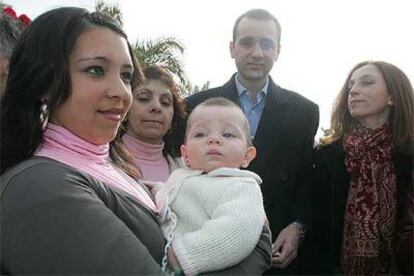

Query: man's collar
<box><xmin>235</xmin><ymin>74</ymin><xmax>269</xmax><ymax>97</ymax></box>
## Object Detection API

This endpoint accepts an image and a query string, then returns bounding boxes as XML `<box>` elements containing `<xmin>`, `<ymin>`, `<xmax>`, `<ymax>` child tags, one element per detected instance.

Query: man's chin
<box><xmin>244</xmin><ymin>71</ymin><xmax>265</xmax><ymax>81</ymax></box>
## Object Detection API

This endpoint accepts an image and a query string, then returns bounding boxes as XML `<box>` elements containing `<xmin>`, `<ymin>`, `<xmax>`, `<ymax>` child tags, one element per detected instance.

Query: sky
<box><xmin>7</xmin><ymin>0</ymin><xmax>414</xmax><ymax>134</ymax></box>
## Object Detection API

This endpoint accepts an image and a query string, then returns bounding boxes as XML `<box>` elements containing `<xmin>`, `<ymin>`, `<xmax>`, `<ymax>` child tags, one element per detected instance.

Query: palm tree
<box><xmin>192</xmin><ymin>81</ymin><xmax>211</xmax><ymax>94</ymax></box>
<box><xmin>132</xmin><ymin>37</ymin><xmax>191</xmax><ymax>94</ymax></box>
<box><xmin>94</xmin><ymin>1</ymin><xmax>192</xmax><ymax>95</ymax></box>
<box><xmin>95</xmin><ymin>0</ymin><xmax>123</xmax><ymax>26</ymax></box>
<box><xmin>3</xmin><ymin>0</ymin><xmax>207</xmax><ymax>96</ymax></box>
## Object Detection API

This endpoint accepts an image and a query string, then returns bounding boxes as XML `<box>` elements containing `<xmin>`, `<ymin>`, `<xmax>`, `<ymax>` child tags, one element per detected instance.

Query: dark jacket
<box><xmin>395</xmin><ymin>178</ymin><xmax>414</xmax><ymax>275</ymax></box>
<box><xmin>185</xmin><ymin>75</ymin><xmax>319</xmax><ymax>274</ymax></box>
<box><xmin>310</xmin><ymin>140</ymin><xmax>413</xmax><ymax>274</ymax></box>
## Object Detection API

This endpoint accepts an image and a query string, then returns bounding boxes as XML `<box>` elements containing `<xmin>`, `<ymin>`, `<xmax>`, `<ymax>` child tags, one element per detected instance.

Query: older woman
<box><xmin>0</xmin><ymin>7</ymin><xmax>271</xmax><ymax>275</ymax></box>
<box><xmin>122</xmin><ymin>64</ymin><xmax>185</xmax><ymax>182</ymax></box>
<box><xmin>311</xmin><ymin>61</ymin><xmax>414</xmax><ymax>275</ymax></box>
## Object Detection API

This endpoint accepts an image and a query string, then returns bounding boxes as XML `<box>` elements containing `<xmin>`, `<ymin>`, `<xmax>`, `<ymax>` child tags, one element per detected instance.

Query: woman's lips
<box><xmin>99</xmin><ymin>109</ymin><xmax>124</xmax><ymax>122</ymax></box>
<box><xmin>350</xmin><ymin>99</ymin><xmax>364</xmax><ymax>104</ymax></box>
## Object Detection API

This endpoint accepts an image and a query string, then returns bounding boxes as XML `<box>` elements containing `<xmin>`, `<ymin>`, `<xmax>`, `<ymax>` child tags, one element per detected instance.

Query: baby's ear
<box><xmin>180</xmin><ymin>145</ymin><xmax>190</xmax><ymax>166</ymax></box>
<box><xmin>241</xmin><ymin>146</ymin><xmax>256</xmax><ymax>168</ymax></box>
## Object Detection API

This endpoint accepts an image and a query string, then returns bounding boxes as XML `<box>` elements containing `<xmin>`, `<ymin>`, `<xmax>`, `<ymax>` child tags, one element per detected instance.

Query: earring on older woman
<box><xmin>39</xmin><ymin>102</ymin><xmax>49</xmax><ymax>130</ymax></box>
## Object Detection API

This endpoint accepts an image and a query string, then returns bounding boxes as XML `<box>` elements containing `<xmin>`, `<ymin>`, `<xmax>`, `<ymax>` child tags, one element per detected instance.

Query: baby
<box><xmin>156</xmin><ymin>97</ymin><xmax>267</xmax><ymax>275</ymax></box>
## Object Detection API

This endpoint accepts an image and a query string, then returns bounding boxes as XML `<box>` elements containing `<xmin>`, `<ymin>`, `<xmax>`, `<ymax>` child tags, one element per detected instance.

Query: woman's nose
<box><xmin>106</xmin><ymin>77</ymin><xmax>131</xmax><ymax>100</ymax></box>
<box><xmin>150</xmin><ymin>100</ymin><xmax>162</xmax><ymax>112</ymax></box>
<box><xmin>349</xmin><ymin>84</ymin><xmax>360</xmax><ymax>96</ymax></box>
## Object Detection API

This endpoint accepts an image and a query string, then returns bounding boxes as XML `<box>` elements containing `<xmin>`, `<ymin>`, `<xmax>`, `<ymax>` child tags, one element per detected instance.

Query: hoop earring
<box><xmin>39</xmin><ymin>102</ymin><xmax>49</xmax><ymax>130</ymax></box>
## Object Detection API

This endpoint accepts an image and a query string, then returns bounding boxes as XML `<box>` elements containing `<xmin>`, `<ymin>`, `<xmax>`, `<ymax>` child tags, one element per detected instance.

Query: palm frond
<box><xmin>93</xmin><ymin>2</ymin><xmax>199</xmax><ymax>95</ymax></box>
<box><xmin>95</xmin><ymin>0</ymin><xmax>123</xmax><ymax>27</ymax></box>
<box><xmin>133</xmin><ymin>37</ymin><xmax>191</xmax><ymax>94</ymax></box>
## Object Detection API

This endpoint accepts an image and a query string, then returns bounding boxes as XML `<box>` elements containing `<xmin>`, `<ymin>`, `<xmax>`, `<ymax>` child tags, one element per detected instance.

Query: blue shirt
<box><xmin>235</xmin><ymin>74</ymin><xmax>268</xmax><ymax>138</ymax></box>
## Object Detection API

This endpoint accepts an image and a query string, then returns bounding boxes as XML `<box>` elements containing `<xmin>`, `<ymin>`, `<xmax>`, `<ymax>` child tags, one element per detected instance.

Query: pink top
<box><xmin>123</xmin><ymin>133</ymin><xmax>170</xmax><ymax>182</ymax></box>
<box><xmin>35</xmin><ymin>124</ymin><xmax>156</xmax><ymax>212</ymax></box>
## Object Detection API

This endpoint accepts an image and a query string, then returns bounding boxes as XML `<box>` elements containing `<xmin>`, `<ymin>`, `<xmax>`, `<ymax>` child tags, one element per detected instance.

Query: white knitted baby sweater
<box><xmin>156</xmin><ymin>167</ymin><xmax>266</xmax><ymax>275</ymax></box>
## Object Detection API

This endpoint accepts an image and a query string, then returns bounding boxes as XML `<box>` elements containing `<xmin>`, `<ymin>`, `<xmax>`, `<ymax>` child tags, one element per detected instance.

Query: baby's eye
<box><xmin>223</xmin><ymin>132</ymin><xmax>236</xmax><ymax>138</ymax></box>
<box><xmin>194</xmin><ymin>132</ymin><xmax>206</xmax><ymax>138</ymax></box>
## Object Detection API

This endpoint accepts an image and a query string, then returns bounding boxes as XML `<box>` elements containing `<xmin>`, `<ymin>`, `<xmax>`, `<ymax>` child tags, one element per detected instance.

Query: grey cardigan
<box><xmin>1</xmin><ymin>157</ymin><xmax>165</xmax><ymax>275</ymax></box>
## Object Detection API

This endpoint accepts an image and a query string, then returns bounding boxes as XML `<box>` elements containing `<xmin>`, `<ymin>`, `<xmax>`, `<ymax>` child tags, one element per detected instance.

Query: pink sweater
<box><xmin>123</xmin><ymin>133</ymin><xmax>170</xmax><ymax>182</ymax></box>
<box><xmin>36</xmin><ymin>124</ymin><xmax>156</xmax><ymax>211</ymax></box>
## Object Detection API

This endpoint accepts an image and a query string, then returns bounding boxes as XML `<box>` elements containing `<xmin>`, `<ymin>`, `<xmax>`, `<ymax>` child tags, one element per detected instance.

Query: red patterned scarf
<box><xmin>342</xmin><ymin>124</ymin><xmax>397</xmax><ymax>275</ymax></box>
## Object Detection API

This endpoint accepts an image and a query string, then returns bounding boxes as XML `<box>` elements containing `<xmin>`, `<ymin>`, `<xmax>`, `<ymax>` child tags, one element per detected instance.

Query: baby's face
<box><xmin>181</xmin><ymin>105</ymin><xmax>255</xmax><ymax>172</ymax></box>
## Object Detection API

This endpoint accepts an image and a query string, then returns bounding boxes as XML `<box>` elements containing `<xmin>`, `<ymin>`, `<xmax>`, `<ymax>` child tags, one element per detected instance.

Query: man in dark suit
<box><xmin>185</xmin><ymin>9</ymin><xmax>319</xmax><ymax>274</ymax></box>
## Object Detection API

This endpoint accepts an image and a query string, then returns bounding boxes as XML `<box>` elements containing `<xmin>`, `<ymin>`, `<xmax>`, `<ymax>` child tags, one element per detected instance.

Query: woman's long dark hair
<box><xmin>0</xmin><ymin>7</ymin><xmax>143</xmax><ymax>177</ymax></box>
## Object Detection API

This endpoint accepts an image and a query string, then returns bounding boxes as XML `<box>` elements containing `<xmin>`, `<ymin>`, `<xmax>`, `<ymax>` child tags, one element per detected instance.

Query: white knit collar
<box><xmin>180</xmin><ymin>167</ymin><xmax>262</xmax><ymax>184</ymax></box>
<box><xmin>207</xmin><ymin>167</ymin><xmax>262</xmax><ymax>184</ymax></box>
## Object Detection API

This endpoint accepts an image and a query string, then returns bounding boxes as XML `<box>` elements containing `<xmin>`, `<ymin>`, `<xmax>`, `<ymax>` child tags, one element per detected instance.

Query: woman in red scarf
<box><xmin>311</xmin><ymin>61</ymin><xmax>413</xmax><ymax>275</ymax></box>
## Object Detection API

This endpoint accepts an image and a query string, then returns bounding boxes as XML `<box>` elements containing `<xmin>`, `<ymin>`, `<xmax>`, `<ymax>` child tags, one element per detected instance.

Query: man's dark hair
<box><xmin>232</xmin><ymin>9</ymin><xmax>281</xmax><ymax>45</ymax></box>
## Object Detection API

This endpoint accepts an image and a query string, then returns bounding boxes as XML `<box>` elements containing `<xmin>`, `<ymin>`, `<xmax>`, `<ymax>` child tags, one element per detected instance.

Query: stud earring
<box><xmin>39</xmin><ymin>102</ymin><xmax>49</xmax><ymax>130</ymax></box>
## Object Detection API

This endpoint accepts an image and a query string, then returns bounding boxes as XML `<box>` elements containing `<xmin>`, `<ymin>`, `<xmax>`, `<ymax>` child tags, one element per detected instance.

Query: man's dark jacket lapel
<box><xmin>217</xmin><ymin>76</ymin><xmax>290</xmax><ymax>173</ymax></box>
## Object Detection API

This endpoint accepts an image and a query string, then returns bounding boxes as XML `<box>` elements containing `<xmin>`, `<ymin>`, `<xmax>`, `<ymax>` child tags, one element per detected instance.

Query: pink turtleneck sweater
<box><xmin>123</xmin><ymin>133</ymin><xmax>170</xmax><ymax>182</ymax></box>
<box><xmin>35</xmin><ymin>124</ymin><xmax>156</xmax><ymax>211</ymax></box>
